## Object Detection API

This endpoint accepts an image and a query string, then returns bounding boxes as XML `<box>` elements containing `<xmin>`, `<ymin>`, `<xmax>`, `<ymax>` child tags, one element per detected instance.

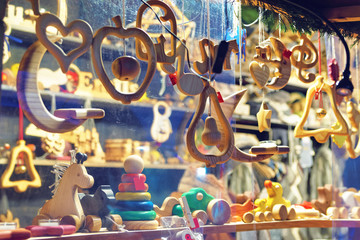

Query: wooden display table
<box><xmin>30</xmin><ymin>219</ymin><xmax>360</xmax><ymax>239</ymax></box>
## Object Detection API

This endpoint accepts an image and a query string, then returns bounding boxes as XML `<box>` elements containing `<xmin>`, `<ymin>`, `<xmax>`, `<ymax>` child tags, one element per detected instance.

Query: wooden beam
<box><xmin>322</xmin><ymin>5</ymin><xmax>360</xmax><ymax>22</ymax></box>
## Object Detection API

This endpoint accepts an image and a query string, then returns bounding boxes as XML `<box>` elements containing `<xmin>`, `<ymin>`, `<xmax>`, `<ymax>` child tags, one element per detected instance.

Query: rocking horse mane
<box><xmin>49</xmin><ymin>150</ymin><xmax>79</xmax><ymax>195</ymax></box>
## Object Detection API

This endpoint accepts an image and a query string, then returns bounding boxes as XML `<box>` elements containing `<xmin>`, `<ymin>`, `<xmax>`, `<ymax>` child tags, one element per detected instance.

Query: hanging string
<box><xmin>258</xmin><ymin>7</ymin><xmax>262</xmax><ymax>45</ymax></box>
<box><xmin>182</xmin><ymin>0</ymin><xmax>185</xmax><ymax>40</ymax></box>
<box><xmin>356</xmin><ymin>44</ymin><xmax>359</xmax><ymax>105</ymax></box>
<box><xmin>206</xmin><ymin>0</ymin><xmax>212</xmax><ymax>116</ymax></box>
<box><xmin>18</xmin><ymin>105</ymin><xmax>23</xmax><ymax>141</ymax></box>
<box><xmin>123</xmin><ymin>0</ymin><xmax>126</xmax><ymax>55</ymax></box>
<box><xmin>318</xmin><ymin>31</ymin><xmax>322</xmax><ymax>74</ymax></box>
<box><xmin>238</xmin><ymin>0</ymin><xmax>243</xmax><ymax>89</ymax></box>
<box><xmin>278</xmin><ymin>13</ymin><xmax>281</xmax><ymax>38</ymax></box>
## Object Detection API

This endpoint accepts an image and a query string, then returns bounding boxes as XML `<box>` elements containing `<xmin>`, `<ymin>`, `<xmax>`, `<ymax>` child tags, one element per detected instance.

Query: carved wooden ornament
<box><xmin>150</xmin><ymin>101</ymin><xmax>172</xmax><ymax>143</ymax></box>
<box><xmin>253</xmin><ymin>37</ymin><xmax>291</xmax><ymax>90</ymax></box>
<box><xmin>294</xmin><ymin>76</ymin><xmax>349</xmax><ymax>143</ymax></box>
<box><xmin>249</xmin><ymin>61</ymin><xmax>270</xmax><ymax>89</ymax></box>
<box><xmin>35</xmin><ymin>13</ymin><xmax>93</xmax><ymax>73</ymax></box>
<box><xmin>92</xmin><ymin>16</ymin><xmax>156</xmax><ymax>104</ymax></box>
<box><xmin>213</xmin><ymin>90</ymin><xmax>279</xmax><ymax>162</ymax></box>
<box><xmin>256</xmin><ymin>101</ymin><xmax>272</xmax><ymax>133</ymax></box>
<box><xmin>17</xmin><ymin>40</ymin><xmax>104</xmax><ymax>133</ymax></box>
<box><xmin>0</xmin><ymin>140</ymin><xmax>41</xmax><ymax>193</ymax></box>
<box><xmin>290</xmin><ymin>34</ymin><xmax>318</xmax><ymax>83</ymax></box>
<box><xmin>136</xmin><ymin>0</ymin><xmax>177</xmax><ymax>65</ymax></box>
<box><xmin>186</xmin><ymin>81</ymin><xmax>234</xmax><ymax>167</ymax></box>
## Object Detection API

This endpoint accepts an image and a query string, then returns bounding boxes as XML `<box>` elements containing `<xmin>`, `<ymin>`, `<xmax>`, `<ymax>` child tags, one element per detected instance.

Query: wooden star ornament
<box><xmin>257</xmin><ymin>102</ymin><xmax>272</xmax><ymax>132</ymax></box>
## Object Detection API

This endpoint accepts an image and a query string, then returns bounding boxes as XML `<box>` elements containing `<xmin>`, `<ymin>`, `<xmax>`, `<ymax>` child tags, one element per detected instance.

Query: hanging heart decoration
<box><xmin>35</xmin><ymin>13</ymin><xmax>93</xmax><ymax>73</ymax></box>
<box><xmin>249</xmin><ymin>61</ymin><xmax>270</xmax><ymax>89</ymax></box>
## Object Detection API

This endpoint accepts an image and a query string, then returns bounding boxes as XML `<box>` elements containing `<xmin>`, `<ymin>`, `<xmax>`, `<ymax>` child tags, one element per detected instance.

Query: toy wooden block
<box><xmin>118</xmin><ymin>183</ymin><xmax>149</xmax><ymax>192</ymax></box>
<box><xmin>115</xmin><ymin>192</ymin><xmax>151</xmax><ymax>201</ymax></box>
<box><xmin>110</xmin><ymin>201</ymin><xmax>154</xmax><ymax>212</ymax></box>
<box><xmin>111</xmin><ymin>210</ymin><xmax>157</xmax><ymax>221</ymax></box>
<box><xmin>122</xmin><ymin>220</ymin><xmax>158</xmax><ymax>230</ymax></box>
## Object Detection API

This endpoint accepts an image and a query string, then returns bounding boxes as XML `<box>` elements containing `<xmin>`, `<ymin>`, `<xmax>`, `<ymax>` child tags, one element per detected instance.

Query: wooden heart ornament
<box><xmin>36</xmin><ymin>13</ymin><xmax>93</xmax><ymax>73</ymax></box>
<box><xmin>249</xmin><ymin>61</ymin><xmax>270</xmax><ymax>89</ymax></box>
<box><xmin>92</xmin><ymin>16</ymin><xmax>156</xmax><ymax>104</ymax></box>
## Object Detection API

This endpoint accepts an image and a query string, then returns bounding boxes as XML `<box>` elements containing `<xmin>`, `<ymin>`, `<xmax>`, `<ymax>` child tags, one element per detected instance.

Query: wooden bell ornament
<box><xmin>0</xmin><ymin>140</ymin><xmax>41</xmax><ymax>193</ymax></box>
<box><xmin>201</xmin><ymin>116</ymin><xmax>222</xmax><ymax>146</ymax></box>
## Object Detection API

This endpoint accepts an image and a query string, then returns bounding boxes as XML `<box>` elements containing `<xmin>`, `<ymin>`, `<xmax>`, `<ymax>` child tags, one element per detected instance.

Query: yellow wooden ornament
<box><xmin>257</xmin><ymin>102</ymin><xmax>272</xmax><ymax>133</ymax></box>
<box><xmin>294</xmin><ymin>76</ymin><xmax>349</xmax><ymax>143</ymax></box>
<box><xmin>331</xmin><ymin>122</ymin><xmax>348</xmax><ymax>148</ymax></box>
<box><xmin>0</xmin><ymin>140</ymin><xmax>41</xmax><ymax>193</ymax></box>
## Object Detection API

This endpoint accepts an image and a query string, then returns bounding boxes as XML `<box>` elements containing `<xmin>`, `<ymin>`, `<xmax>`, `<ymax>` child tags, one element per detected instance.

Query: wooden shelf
<box><xmin>0</xmin><ymin>158</ymin><xmax>192</xmax><ymax>170</ymax></box>
<box><xmin>29</xmin><ymin>219</ymin><xmax>360</xmax><ymax>240</ymax></box>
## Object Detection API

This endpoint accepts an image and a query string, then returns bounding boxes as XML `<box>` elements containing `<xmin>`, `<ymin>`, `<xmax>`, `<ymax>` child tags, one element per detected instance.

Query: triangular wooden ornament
<box><xmin>294</xmin><ymin>76</ymin><xmax>349</xmax><ymax>143</ymax></box>
<box><xmin>0</xmin><ymin>140</ymin><xmax>41</xmax><ymax>193</ymax></box>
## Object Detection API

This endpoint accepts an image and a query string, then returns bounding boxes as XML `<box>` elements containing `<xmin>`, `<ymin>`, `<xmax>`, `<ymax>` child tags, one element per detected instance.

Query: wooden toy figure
<box><xmin>110</xmin><ymin>155</ymin><xmax>158</xmax><ymax>230</ymax></box>
<box><xmin>33</xmin><ymin>152</ymin><xmax>94</xmax><ymax>230</ymax></box>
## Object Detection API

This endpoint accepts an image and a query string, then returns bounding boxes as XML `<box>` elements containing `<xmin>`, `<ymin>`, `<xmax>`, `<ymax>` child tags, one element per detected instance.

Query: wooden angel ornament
<box><xmin>33</xmin><ymin>152</ymin><xmax>94</xmax><ymax>230</ymax></box>
<box><xmin>150</xmin><ymin>101</ymin><xmax>173</xmax><ymax>143</ymax></box>
<box><xmin>294</xmin><ymin>76</ymin><xmax>350</xmax><ymax>144</ymax></box>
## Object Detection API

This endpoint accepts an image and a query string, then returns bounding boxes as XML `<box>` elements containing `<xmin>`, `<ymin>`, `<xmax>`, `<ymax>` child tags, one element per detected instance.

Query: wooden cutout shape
<box><xmin>344</xmin><ymin>100</ymin><xmax>360</xmax><ymax>158</ymax></box>
<box><xmin>290</xmin><ymin>34</ymin><xmax>318</xmax><ymax>83</ymax></box>
<box><xmin>35</xmin><ymin>13</ymin><xmax>93</xmax><ymax>73</ymax></box>
<box><xmin>311</xmin><ymin>184</ymin><xmax>341</xmax><ymax>214</ymax></box>
<box><xmin>25</xmin><ymin>0</ymin><xmax>68</xmax><ymax>24</ymax></box>
<box><xmin>193</xmin><ymin>39</ymin><xmax>216</xmax><ymax>75</ymax></box>
<box><xmin>150</xmin><ymin>101</ymin><xmax>172</xmax><ymax>143</ymax></box>
<box><xmin>39</xmin><ymin>154</ymin><xmax>94</xmax><ymax>225</ymax></box>
<box><xmin>136</xmin><ymin>0</ymin><xmax>177</xmax><ymax>64</ymax></box>
<box><xmin>294</xmin><ymin>76</ymin><xmax>349</xmax><ymax>143</ymax></box>
<box><xmin>54</xmin><ymin>109</ymin><xmax>105</xmax><ymax>120</ymax></box>
<box><xmin>249</xmin><ymin>61</ymin><xmax>270</xmax><ymax>89</ymax></box>
<box><xmin>92</xmin><ymin>16</ymin><xmax>156</xmax><ymax>104</ymax></box>
<box><xmin>0</xmin><ymin>140</ymin><xmax>41</xmax><ymax>193</ymax></box>
<box><xmin>186</xmin><ymin>81</ymin><xmax>234</xmax><ymax>167</ymax></box>
<box><xmin>214</xmin><ymin>90</ymin><xmax>275</xmax><ymax>162</ymax></box>
<box><xmin>177</xmin><ymin>73</ymin><xmax>205</xmax><ymax>96</ymax></box>
<box><xmin>17</xmin><ymin>40</ymin><xmax>103</xmax><ymax>133</ymax></box>
<box><xmin>256</xmin><ymin>102</ymin><xmax>272</xmax><ymax>132</ymax></box>
<box><xmin>253</xmin><ymin>37</ymin><xmax>291</xmax><ymax>90</ymax></box>
<box><xmin>153</xmin><ymin>197</ymin><xmax>179</xmax><ymax>217</ymax></box>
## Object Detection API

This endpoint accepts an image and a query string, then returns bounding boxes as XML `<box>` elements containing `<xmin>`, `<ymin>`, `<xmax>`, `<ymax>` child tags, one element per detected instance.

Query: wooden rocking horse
<box><xmin>33</xmin><ymin>151</ymin><xmax>94</xmax><ymax>230</ymax></box>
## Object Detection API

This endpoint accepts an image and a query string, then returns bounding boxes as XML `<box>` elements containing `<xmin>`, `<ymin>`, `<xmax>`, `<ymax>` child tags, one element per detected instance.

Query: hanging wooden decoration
<box><xmin>18</xmin><ymin>15</ymin><xmax>104</xmax><ymax>133</ymax></box>
<box><xmin>136</xmin><ymin>0</ymin><xmax>177</xmax><ymax>65</ymax></box>
<box><xmin>92</xmin><ymin>16</ymin><xmax>156</xmax><ymax>104</ymax></box>
<box><xmin>294</xmin><ymin>76</ymin><xmax>349</xmax><ymax>143</ymax></box>
<box><xmin>0</xmin><ymin>140</ymin><xmax>41</xmax><ymax>193</ymax></box>
<box><xmin>256</xmin><ymin>101</ymin><xmax>272</xmax><ymax>132</ymax></box>
<box><xmin>150</xmin><ymin>101</ymin><xmax>172</xmax><ymax>143</ymax></box>
<box><xmin>344</xmin><ymin>100</ymin><xmax>360</xmax><ymax>158</ymax></box>
<box><xmin>249</xmin><ymin>61</ymin><xmax>270</xmax><ymax>89</ymax></box>
<box><xmin>252</xmin><ymin>37</ymin><xmax>291</xmax><ymax>90</ymax></box>
<box><xmin>186</xmin><ymin>81</ymin><xmax>234</xmax><ymax>167</ymax></box>
<box><xmin>35</xmin><ymin>13</ymin><xmax>93</xmax><ymax>73</ymax></box>
<box><xmin>290</xmin><ymin>34</ymin><xmax>318</xmax><ymax>84</ymax></box>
